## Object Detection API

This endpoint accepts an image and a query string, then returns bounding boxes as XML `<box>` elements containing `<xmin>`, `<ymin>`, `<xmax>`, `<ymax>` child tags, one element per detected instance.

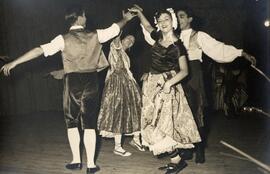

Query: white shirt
<box><xmin>180</xmin><ymin>29</ymin><xmax>242</xmax><ymax>62</ymax></box>
<box><xmin>41</xmin><ymin>23</ymin><xmax>120</xmax><ymax>57</ymax></box>
<box><xmin>141</xmin><ymin>25</ymin><xmax>242</xmax><ymax>63</ymax></box>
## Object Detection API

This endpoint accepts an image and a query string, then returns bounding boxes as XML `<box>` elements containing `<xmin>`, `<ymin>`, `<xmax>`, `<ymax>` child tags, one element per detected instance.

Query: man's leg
<box><xmin>84</xmin><ymin>129</ymin><xmax>97</xmax><ymax>168</ymax></box>
<box><xmin>195</xmin><ymin>127</ymin><xmax>206</xmax><ymax>164</ymax></box>
<box><xmin>67</xmin><ymin>127</ymin><xmax>81</xmax><ymax>164</ymax></box>
<box><xmin>64</xmin><ymin>74</ymin><xmax>83</xmax><ymax>169</ymax></box>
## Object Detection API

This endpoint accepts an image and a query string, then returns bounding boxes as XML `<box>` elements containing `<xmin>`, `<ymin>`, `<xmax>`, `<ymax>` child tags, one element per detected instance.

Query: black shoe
<box><xmin>165</xmin><ymin>160</ymin><xmax>188</xmax><ymax>174</ymax></box>
<box><xmin>65</xmin><ymin>163</ymin><xmax>82</xmax><ymax>170</ymax></box>
<box><xmin>179</xmin><ymin>149</ymin><xmax>193</xmax><ymax>160</ymax></box>
<box><xmin>195</xmin><ymin>151</ymin><xmax>205</xmax><ymax>164</ymax></box>
<box><xmin>86</xmin><ymin>165</ymin><xmax>100</xmax><ymax>174</ymax></box>
<box><xmin>158</xmin><ymin>163</ymin><xmax>175</xmax><ymax>171</ymax></box>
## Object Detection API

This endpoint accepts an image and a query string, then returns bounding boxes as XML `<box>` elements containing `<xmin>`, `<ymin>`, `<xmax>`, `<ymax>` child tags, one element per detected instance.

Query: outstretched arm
<box><xmin>198</xmin><ymin>31</ymin><xmax>256</xmax><ymax>65</ymax></box>
<box><xmin>1</xmin><ymin>35</ymin><xmax>64</xmax><ymax>76</ymax></box>
<box><xmin>1</xmin><ymin>47</ymin><xmax>43</xmax><ymax>76</ymax></box>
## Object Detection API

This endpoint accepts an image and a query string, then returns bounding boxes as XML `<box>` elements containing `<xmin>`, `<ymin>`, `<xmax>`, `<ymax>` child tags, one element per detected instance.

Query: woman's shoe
<box><xmin>65</xmin><ymin>163</ymin><xmax>82</xmax><ymax>170</ymax></box>
<box><xmin>129</xmin><ymin>139</ymin><xmax>145</xmax><ymax>151</ymax></box>
<box><xmin>86</xmin><ymin>165</ymin><xmax>100</xmax><ymax>174</ymax></box>
<box><xmin>113</xmin><ymin>149</ymin><xmax>132</xmax><ymax>157</ymax></box>
<box><xmin>163</xmin><ymin>159</ymin><xmax>187</xmax><ymax>174</ymax></box>
<box><xmin>178</xmin><ymin>149</ymin><xmax>193</xmax><ymax>160</ymax></box>
<box><xmin>158</xmin><ymin>163</ymin><xmax>176</xmax><ymax>171</ymax></box>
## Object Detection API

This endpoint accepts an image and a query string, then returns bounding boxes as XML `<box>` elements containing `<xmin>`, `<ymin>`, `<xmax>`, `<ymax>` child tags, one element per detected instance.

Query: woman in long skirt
<box><xmin>98</xmin><ymin>34</ymin><xmax>144</xmax><ymax>157</ymax></box>
<box><xmin>129</xmin><ymin>6</ymin><xmax>201</xmax><ymax>173</ymax></box>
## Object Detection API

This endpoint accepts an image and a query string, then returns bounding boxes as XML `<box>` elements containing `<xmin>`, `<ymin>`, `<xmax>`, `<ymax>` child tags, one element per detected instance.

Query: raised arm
<box><xmin>97</xmin><ymin>11</ymin><xmax>135</xmax><ymax>43</ymax></box>
<box><xmin>141</xmin><ymin>24</ymin><xmax>156</xmax><ymax>46</ymax></box>
<box><xmin>129</xmin><ymin>5</ymin><xmax>155</xmax><ymax>33</ymax></box>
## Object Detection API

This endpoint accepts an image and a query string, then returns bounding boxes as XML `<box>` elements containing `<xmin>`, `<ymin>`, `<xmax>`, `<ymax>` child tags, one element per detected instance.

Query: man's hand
<box><xmin>242</xmin><ymin>51</ymin><xmax>256</xmax><ymax>66</ymax></box>
<box><xmin>122</xmin><ymin>10</ymin><xmax>136</xmax><ymax>21</ymax></box>
<box><xmin>0</xmin><ymin>61</ymin><xmax>17</xmax><ymax>76</ymax></box>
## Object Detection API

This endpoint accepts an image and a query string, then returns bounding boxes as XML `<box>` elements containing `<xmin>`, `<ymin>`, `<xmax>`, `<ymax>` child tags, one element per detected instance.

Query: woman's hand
<box><xmin>128</xmin><ymin>4</ymin><xmax>143</xmax><ymax>15</ymax></box>
<box><xmin>140</xmin><ymin>73</ymin><xmax>149</xmax><ymax>81</ymax></box>
<box><xmin>0</xmin><ymin>61</ymin><xmax>17</xmax><ymax>76</ymax></box>
<box><xmin>162</xmin><ymin>81</ymin><xmax>172</xmax><ymax>94</ymax></box>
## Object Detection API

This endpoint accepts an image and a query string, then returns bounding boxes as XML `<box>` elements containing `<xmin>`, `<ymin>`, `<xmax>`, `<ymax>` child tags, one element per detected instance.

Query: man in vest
<box><xmin>1</xmin><ymin>5</ymin><xmax>135</xmax><ymax>174</ymax></box>
<box><xmin>140</xmin><ymin>6</ymin><xmax>256</xmax><ymax>164</ymax></box>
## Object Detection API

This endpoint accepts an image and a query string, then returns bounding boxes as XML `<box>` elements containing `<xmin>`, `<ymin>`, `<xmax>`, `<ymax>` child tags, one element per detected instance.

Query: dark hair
<box><xmin>176</xmin><ymin>6</ymin><xmax>194</xmax><ymax>18</ymax></box>
<box><xmin>65</xmin><ymin>4</ymin><xmax>85</xmax><ymax>26</ymax></box>
<box><xmin>154</xmin><ymin>9</ymin><xmax>172</xmax><ymax>21</ymax></box>
<box><xmin>153</xmin><ymin>9</ymin><xmax>179</xmax><ymax>39</ymax></box>
<box><xmin>176</xmin><ymin>6</ymin><xmax>204</xmax><ymax>30</ymax></box>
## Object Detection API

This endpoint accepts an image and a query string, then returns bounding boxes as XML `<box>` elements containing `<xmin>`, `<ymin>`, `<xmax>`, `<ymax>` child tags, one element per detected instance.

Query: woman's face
<box><xmin>157</xmin><ymin>13</ymin><xmax>173</xmax><ymax>33</ymax></box>
<box><xmin>122</xmin><ymin>35</ymin><xmax>135</xmax><ymax>50</ymax></box>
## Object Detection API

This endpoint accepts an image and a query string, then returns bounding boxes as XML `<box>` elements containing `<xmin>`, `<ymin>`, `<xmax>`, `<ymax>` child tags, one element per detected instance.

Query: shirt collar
<box><xmin>69</xmin><ymin>25</ymin><xmax>84</xmax><ymax>30</ymax></box>
<box><xmin>181</xmin><ymin>28</ymin><xmax>192</xmax><ymax>36</ymax></box>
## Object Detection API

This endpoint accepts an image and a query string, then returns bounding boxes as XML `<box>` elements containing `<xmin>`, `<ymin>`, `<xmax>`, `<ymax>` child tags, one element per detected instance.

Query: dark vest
<box><xmin>62</xmin><ymin>29</ymin><xmax>109</xmax><ymax>73</ymax></box>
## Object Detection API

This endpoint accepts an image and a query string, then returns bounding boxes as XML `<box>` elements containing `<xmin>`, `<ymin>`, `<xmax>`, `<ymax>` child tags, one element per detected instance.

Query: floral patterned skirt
<box><xmin>97</xmin><ymin>70</ymin><xmax>141</xmax><ymax>138</ymax></box>
<box><xmin>141</xmin><ymin>72</ymin><xmax>201</xmax><ymax>155</ymax></box>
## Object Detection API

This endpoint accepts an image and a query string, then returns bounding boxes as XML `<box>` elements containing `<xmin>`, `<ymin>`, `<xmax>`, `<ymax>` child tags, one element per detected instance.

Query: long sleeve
<box><xmin>197</xmin><ymin>31</ymin><xmax>242</xmax><ymax>63</ymax></box>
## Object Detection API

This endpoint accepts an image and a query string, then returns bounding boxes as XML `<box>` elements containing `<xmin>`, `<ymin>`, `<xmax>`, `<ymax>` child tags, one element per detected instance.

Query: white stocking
<box><xmin>84</xmin><ymin>129</ymin><xmax>96</xmax><ymax>168</ymax></box>
<box><xmin>67</xmin><ymin>128</ymin><xmax>81</xmax><ymax>163</ymax></box>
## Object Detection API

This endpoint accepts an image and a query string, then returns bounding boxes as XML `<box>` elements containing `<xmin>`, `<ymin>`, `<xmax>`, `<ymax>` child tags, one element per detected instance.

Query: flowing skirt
<box><xmin>141</xmin><ymin>72</ymin><xmax>201</xmax><ymax>155</ymax></box>
<box><xmin>97</xmin><ymin>69</ymin><xmax>141</xmax><ymax>138</ymax></box>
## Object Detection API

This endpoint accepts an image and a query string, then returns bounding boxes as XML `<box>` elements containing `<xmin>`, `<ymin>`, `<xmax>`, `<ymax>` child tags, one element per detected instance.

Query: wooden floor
<box><xmin>0</xmin><ymin>111</ymin><xmax>269</xmax><ymax>174</ymax></box>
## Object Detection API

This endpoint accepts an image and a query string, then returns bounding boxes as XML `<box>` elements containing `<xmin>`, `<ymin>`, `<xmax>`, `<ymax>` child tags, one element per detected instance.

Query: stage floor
<box><xmin>0</xmin><ymin>111</ymin><xmax>269</xmax><ymax>174</ymax></box>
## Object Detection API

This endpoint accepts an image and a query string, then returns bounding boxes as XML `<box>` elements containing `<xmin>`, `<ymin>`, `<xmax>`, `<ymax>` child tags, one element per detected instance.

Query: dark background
<box><xmin>0</xmin><ymin>0</ymin><xmax>269</xmax><ymax>115</ymax></box>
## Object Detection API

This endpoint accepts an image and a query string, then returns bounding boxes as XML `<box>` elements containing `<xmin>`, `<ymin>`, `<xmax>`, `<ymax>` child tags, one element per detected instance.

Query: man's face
<box><xmin>177</xmin><ymin>10</ymin><xmax>192</xmax><ymax>30</ymax></box>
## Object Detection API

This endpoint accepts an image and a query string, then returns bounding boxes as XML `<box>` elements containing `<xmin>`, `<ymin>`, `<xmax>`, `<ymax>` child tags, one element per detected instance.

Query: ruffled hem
<box><xmin>99</xmin><ymin>130</ymin><xmax>141</xmax><ymax>138</ymax></box>
<box><xmin>142</xmin><ymin>136</ymin><xmax>194</xmax><ymax>156</ymax></box>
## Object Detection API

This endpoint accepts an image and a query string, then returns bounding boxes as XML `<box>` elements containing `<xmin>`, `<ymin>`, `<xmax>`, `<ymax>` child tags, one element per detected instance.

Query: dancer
<box><xmin>1</xmin><ymin>4</ymin><xmax>135</xmax><ymax>174</ymax></box>
<box><xmin>98</xmin><ymin>34</ymin><xmax>144</xmax><ymax>157</ymax></box>
<box><xmin>142</xmin><ymin>7</ymin><xmax>256</xmax><ymax>164</ymax></box>
<box><xmin>129</xmin><ymin>6</ymin><xmax>201</xmax><ymax>174</ymax></box>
